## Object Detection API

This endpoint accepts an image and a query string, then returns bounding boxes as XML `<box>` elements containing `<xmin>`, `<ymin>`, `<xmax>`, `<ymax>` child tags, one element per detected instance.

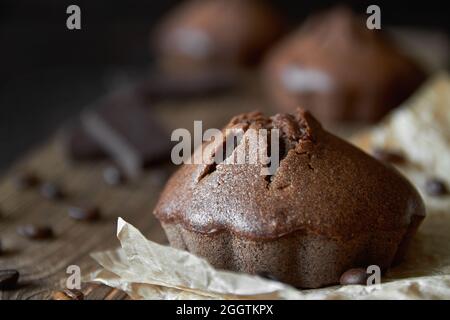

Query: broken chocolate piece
<box><xmin>65</xmin><ymin>121</ymin><xmax>106</xmax><ymax>161</ymax></box>
<box><xmin>66</xmin><ymin>92</ymin><xmax>171</xmax><ymax>179</ymax></box>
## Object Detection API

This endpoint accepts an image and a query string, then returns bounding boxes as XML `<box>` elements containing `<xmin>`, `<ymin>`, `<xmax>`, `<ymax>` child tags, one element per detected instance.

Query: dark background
<box><xmin>0</xmin><ymin>0</ymin><xmax>449</xmax><ymax>170</ymax></box>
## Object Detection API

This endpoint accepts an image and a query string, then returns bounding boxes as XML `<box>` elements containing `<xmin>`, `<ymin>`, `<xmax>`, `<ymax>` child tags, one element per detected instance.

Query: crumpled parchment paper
<box><xmin>87</xmin><ymin>73</ymin><xmax>450</xmax><ymax>300</ymax></box>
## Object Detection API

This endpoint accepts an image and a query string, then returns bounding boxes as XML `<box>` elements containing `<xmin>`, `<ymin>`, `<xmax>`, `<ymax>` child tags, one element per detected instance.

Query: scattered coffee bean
<box><xmin>0</xmin><ymin>269</ymin><xmax>20</xmax><ymax>290</ymax></box>
<box><xmin>68</xmin><ymin>205</ymin><xmax>101</xmax><ymax>221</ymax></box>
<box><xmin>425</xmin><ymin>178</ymin><xmax>448</xmax><ymax>196</ymax></box>
<box><xmin>52</xmin><ymin>290</ymin><xmax>72</xmax><ymax>300</ymax></box>
<box><xmin>257</xmin><ymin>271</ymin><xmax>279</xmax><ymax>282</ymax></box>
<box><xmin>40</xmin><ymin>182</ymin><xmax>65</xmax><ymax>200</ymax></box>
<box><xmin>64</xmin><ymin>288</ymin><xmax>84</xmax><ymax>300</ymax></box>
<box><xmin>103</xmin><ymin>166</ymin><xmax>125</xmax><ymax>186</ymax></box>
<box><xmin>339</xmin><ymin>268</ymin><xmax>368</xmax><ymax>285</ymax></box>
<box><xmin>372</xmin><ymin>148</ymin><xmax>405</xmax><ymax>164</ymax></box>
<box><xmin>52</xmin><ymin>288</ymin><xmax>84</xmax><ymax>300</ymax></box>
<box><xmin>17</xmin><ymin>224</ymin><xmax>54</xmax><ymax>240</ymax></box>
<box><xmin>12</xmin><ymin>172</ymin><xmax>40</xmax><ymax>190</ymax></box>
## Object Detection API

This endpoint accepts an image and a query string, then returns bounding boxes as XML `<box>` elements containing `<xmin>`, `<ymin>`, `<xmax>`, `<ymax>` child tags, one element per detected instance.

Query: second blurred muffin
<box><xmin>264</xmin><ymin>6</ymin><xmax>426</xmax><ymax>123</ymax></box>
<box><xmin>153</xmin><ymin>0</ymin><xmax>284</xmax><ymax>73</ymax></box>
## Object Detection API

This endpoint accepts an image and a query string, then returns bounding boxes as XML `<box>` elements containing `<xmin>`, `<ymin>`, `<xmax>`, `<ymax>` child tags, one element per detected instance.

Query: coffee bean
<box><xmin>12</xmin><ymin>172</ymin><xmax>40</xmax><ymax>190</ymax></box>
<box><xmin>40</xmin><ymin>182</ymin><xmax>65</xmax><ymax>200</ymax></box>
<box><xmin>257</xmin><ymin>271</ymin><xmax>279</xmax><ymax>282</ymax></box>
<box><xmin>0</xmin><ymin>269</ymin><xmax>20</xmax><ymax>290</ymax></box>
<box><xmin>372</xmin><ymin>148</ymin><xmax>405</xmax><ymax>164</ymax></box>
<box><xmin>52</xmin><ymin>289</ymin><xmax>84</xmax><ymax>300</ymax></box>
<box><xmin>339</xmin><ymin>268</ymin><xmax>368</xmax><ymax>285</ymax></box>
<box><xmin>64</xmin><ymin>288</ymin><xmax>84</xmax><ymax>300</ymax></box>
<box><xmin>425</xmin><ymin>178</ymin><xmax>448</xmax><ymax>196</ymax></box>
<box><xmin>68</xmin><ymin>205</ymin><xmax>101</xmax><ymax>221</ymax></box>
<box><xmin>17</xmin><ymin>224</ymin><xmax>54</xmax><ymax>240</ymax></box>
<box><xmin>103</xmin><ymin>166</ymin><xmax>125</xmax><ymax>186</ymax></box>
<box><xmin>52</xmin><ymin>291</ymin><xmax>72</xmax><ymax>300</ymax></box>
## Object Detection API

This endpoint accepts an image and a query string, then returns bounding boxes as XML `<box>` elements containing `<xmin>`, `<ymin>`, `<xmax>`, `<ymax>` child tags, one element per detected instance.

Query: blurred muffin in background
<box><xmin>153</xmin><ymin>0</ymin><xmax>284</xmax><ymax>73</ymax></box>
<box><xmin>264</xmin><ymin>6</ymin><xmax>426</xmax><ymax>123</ymax></box>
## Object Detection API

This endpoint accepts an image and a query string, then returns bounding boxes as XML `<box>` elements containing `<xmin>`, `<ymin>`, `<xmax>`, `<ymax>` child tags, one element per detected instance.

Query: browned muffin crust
<box><xmin>155</xmin><ymin>109</ymin><xmax>424</xmax><ymax>239</ymax></box>
<box><xmin>153</xmin><ymin>0</ymin><xmax>284</xmax><ymax>71</ymax></box>
<box><xmin>264</xmin><ymin>6</ymin><xmax>426</xmax><ymax>123</ymax></box>
<box><xmin>154</xmin><ymin>108</ymin><xmax>425</xmax><ymax>288</ymax></box>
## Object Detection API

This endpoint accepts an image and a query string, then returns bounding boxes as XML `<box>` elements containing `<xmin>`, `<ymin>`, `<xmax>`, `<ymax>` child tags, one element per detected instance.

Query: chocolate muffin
<box><xmin>154</xmin><ymin>108</ymin><xmax>425</xmax><ymax>288</ymax></box>
<box><xmin>153</xmin><ymin>0</ymin><xmax>284</xmax><ymax>72</ymax></box>
<box><xmin>264</xmin><ymin>6</ymin><xmax>426</xmax><ymax>123</ymax></box>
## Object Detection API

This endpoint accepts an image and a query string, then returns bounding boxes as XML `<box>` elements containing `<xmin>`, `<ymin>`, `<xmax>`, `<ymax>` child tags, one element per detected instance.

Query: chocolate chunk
<box><xmin>257</xmin><ymin>272</ymin><xmax>280</xmax><ymax>282</ymax></box>
<box><xmin>103</xmin><ymin>166</ymin><xmax>125</xmax><ymax>186</ymax></box>
<box><xmin>65</xmin><ymin>122</ymin><xmax>106</xmax><ymax>161</ymax></box>
<box><xmin>425</xmin><ymin>178</ymin><xmax>448</xmax><ymax>196</ymax></box>
<box><xmin>12</xmin><ymin>172</ymin><xmax>41</xmax><ymax>190</ymax></box>
<box><xmin>40</xmin><ymin>182</ymin><xmax>65</xmax><ymax>200</ymax></box>
<box><xmin>68</xmin><ymin>205</ymin><xmax>101</xmax><ymax>221</ymax></box>
<box><xmin>52</xmin><ymin>289</ymin><xmax>84</xmax><ymax>300</ymax></box>
<box><xmin>17</xmin><ymin>225</ymin><xmax>54</xmax><ymax>240</ymax></box>
<box><xmin>66</xmin><ymin>92</ymin><xmax>171</xmax><ymax>179</ymax></box>
<box><xmin>372</xmin><ymin>148</ymin><xmax>405</xmax><ymax>164</ymax></box>
<box><xmin>0</xmin><ymin>269</ymin><xmax>20</xmax><ymax>290</ymax></box>
<box><xmin>339</xmin><ymin>268</ymin><xmax>368</xmax><ymax>285</ymax></box>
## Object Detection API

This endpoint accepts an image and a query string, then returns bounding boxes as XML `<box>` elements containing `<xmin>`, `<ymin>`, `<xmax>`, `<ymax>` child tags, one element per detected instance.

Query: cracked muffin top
<box><xmin>154</xmin><ymin>108</ymin><xmax>425</xmax><ymax>240</ymax></box>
